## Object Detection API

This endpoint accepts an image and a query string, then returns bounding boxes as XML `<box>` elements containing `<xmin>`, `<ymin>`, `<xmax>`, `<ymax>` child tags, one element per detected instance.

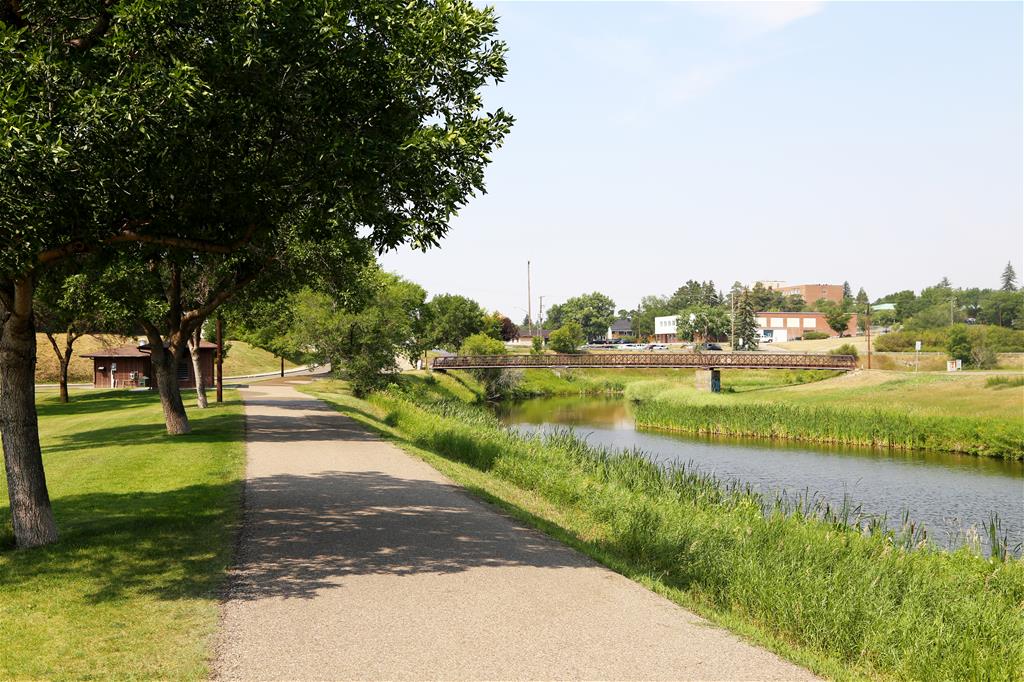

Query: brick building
<box><xmin>755</xmin><ymin>311</ymin><xmax>857</xmax><ymax>343</ymax></box>
<box><xmin>779</xmin><ymin>283</ymin><xmax>845</xmax><ymax>306</ymax></box>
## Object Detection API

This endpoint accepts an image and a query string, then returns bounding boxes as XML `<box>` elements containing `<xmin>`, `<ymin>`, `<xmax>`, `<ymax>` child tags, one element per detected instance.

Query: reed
<box><xmin>630</xmin><ymin>396</ymin><xmax>1024</xmax><ymax>460</ymax></box>
<box><xmin>346</xmin><ymin>384</ymin><xmax>1024</xmax><ymax>682</ymax></box>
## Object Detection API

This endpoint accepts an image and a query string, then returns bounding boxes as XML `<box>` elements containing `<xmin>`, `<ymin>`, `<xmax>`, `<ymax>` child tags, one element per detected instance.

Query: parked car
<box><xmin>647</xmin><ymin>343</ymin><xmax>668</xmax><ymax>350</ymax></box>
<box><xmin>699</xmin><ymin>342</ymin><xmax>723</xmax><ymax>351</ymax></box>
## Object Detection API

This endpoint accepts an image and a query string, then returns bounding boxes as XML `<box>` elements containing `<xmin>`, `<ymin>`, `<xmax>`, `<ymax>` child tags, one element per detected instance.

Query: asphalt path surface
<box><xmin>213</xmin><ymin>381</ymin><xmax>818</xmax><ymax>681</ymax></box>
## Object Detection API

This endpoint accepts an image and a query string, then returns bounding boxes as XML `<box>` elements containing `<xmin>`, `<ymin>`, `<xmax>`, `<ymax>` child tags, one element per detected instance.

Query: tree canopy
<box><xmin>545</xmin><ymin>292</ymin><xmax>615</xmax><ymax>340</ymax></box>
<box><xmin>0</xmin><ymin>0</ymin><xmax>512</xmax><ymax>548</ymax></box>
<box><xmin>425</xmin><ymin>294</ymin><xmax>487</xmax><ymax>351</ymax></box>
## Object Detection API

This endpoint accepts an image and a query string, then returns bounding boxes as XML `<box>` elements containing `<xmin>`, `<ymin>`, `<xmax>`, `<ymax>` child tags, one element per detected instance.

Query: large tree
<box><xmin>290</xmin><ymin>269</ymin><xmax>427</xmax><ymax>396</ymax></box>
<box><xmin>545</xmin><ymin>292</ymin><xmax>615</xmax><ymax>341</ymax></box>
<box><xmin>425</xmin><ymin>294</ymin><xmax>487</xmax><ymax>351</ymax></box>
<box><xmin>0</xmin><ymin>0</ymin><xmax>511</xmax><ymax>548</ymax></box>
<box><xmin>679</xmin><ymin>305</ymin><xmax>730</xmax><ymax>344</ymax></box>
<box><xmin>732</xmin><ymin>293</ymin><xmax>758</xmax><ymax>351</ymax></box>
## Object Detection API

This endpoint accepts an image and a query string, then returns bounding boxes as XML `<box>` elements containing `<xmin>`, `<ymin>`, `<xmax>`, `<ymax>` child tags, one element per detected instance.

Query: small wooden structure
<box><xmin>81</xmin><ymin>342</ymin><xmax>216</xmax><ymax>389</ymax></box>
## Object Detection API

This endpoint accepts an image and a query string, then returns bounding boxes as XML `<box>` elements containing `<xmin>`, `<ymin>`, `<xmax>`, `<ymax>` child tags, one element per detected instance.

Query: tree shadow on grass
<box><xmin>44</xmin><ymin>411</ymin><xmax>246</xmax><ymax>452</ymax></box>
<box><xmin>1</xmin><ymin>469</ymin><xmax>588</xmax><ymax>606</ymax></box>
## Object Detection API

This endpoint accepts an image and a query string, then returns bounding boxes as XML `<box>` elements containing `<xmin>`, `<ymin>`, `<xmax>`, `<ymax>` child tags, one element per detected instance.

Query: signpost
<box><xmin>915</xmin><ymin>340</ymin><xmax>921</xmax><ymax>372</ymax></box>
<box><xmin>215</xmin><ymin>317</ymin><xmax>224</xmax><ymax>403</ymax></box>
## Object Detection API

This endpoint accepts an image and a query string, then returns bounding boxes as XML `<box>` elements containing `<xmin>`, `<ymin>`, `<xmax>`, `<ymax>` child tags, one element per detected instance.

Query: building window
<box><xmin>177</xmin><ymin>363</ymin><xmax>190</xmax><ymax>382</ymax></box>
<box><xmin>755</xmin><ymin>317</ymin><xmax>767</xmax><ymax>327</ymax></box>
<box><xmin>770</xmin><ymin>318</ymin><xmax>784</xmax><ymax>328</ymax></box>
<box><xmin>803</xmin><ymin>317</ymin><xmax>817</xmax><ymax>327</ymax></box>
<box><xmin>786</xmin><ymin>317</ymin><xmax>800</xmax><ymax>327</ymax></box>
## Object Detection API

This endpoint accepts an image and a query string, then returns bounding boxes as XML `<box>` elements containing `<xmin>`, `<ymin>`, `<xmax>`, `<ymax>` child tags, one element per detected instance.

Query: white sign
<box><xmin>915</xmin><ymin>340</ymin><xmax>922</xmax><ymax>351</ymax></box>
<box><xmin>947</xmin><ymin>359</ymin><xmax>962</xmax><ymax>372</ymax></box>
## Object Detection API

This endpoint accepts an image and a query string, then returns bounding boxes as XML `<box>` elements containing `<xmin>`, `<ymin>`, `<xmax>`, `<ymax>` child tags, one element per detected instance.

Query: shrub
<box><xmin>830</xmin><ymin>343</ymin><xmax>858</xmax><ymax>359</ymax></box>
<box><xmin>459</xmin><ymin>333</ymin><xmax>517</xmax><ymax>400</ymax></box>
<box><xmin>802</xmin><ymin>331</ymin><xmax>830</xmax><ymax>340</ymax></box>
<box><xmin>971</xmin><ymin>342</ymin><xmax>998</xmax><ymax>370</ymax></box>
<box><xmin>947</xmin><ymin>325</ymin><xmax>972</xmax><ymax>365</ymax></box>
<box><xmin>549</xmin><ymin>321</ymin><xmax>586</xmax><ymax>353</ymax></box>
<box><xmin>531</xmin><ymin>335</ymin><xmax>544</xmax><ymax>355</ymax></box>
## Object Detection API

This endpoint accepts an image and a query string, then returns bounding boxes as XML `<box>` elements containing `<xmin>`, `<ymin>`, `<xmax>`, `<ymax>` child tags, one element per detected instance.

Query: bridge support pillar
<box><xmin>695</xmin><ymin>368</ymin><xmax>721</xmax><ymax>393</ymax></box>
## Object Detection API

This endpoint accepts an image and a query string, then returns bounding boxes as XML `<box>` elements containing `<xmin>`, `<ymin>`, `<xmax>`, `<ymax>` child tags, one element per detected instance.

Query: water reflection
<box><xmin>496</xmin><ymin>396</ymin><xmax>1024</xmax><ymax>551</ymax></box>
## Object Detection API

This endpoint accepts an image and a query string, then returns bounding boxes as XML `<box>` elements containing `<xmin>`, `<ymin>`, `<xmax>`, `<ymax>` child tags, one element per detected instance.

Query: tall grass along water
<box><xmin>347</xmin><ymin>383</ymin><xmax>1024</xmax><ymax>682</ymax></box>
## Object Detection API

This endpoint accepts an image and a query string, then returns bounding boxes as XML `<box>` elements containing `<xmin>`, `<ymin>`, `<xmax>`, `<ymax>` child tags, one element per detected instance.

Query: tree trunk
<box><xmin>58</xmin><ymin>334</ymin><xmax>75</xmax><ymax>403</ymax></box>
<box><xmin>188</xmin><ymin>331</ymin><xmax>208</xmax><ymax>409</ymax></box>
<box><xmin>0</xmin><ymin>278</ymin><xmax>59</xmax><ymax>548</ymax></box>
<box><xmin>44</xmin><ymin>332</ymin><xmax>70</xmax><ymax>403</ymax></box>
<box><xmin>149</xmin><ymin>341</ymin><xmax>191</xmax><ymax>435</ymax></box>
<box><xmin>59</xmin><ymin>359</ymin><xmax>69</xmax><ymax>403</ymax></box>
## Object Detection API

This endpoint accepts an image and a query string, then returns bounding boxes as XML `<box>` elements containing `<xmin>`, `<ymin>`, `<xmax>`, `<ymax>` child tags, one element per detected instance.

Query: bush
<box><xmin>459</xmin><ymin>333</ymin><xmax>517</xmax><ymax>400</ymax></box>
<box><xmin>947</xmin><ymin>325</ymin><xmax>972</xmax><ymax>365</ymax></box>
<box><xmin>531</xmin><ymin>335</ymin><xmax>544</xmax><ymax>355</ymax></box>
<box><xmin>830</xmin><ymin>343</ymin><xmax>858</xmax><ymax>359</ymax></box>
<box><xmin>549</xmin><ymin>321</ymin><xmax>586</xmax><ymax>353</ymax></box>
<box><xmin>802</xmin><ymin>331</ymin><xmax>830</xmax><ymax>340</ymax></box>
<box><xmin>971</xmin><ymin>342</ymin><xmax>998</xmax><ymax>370</ymax></box>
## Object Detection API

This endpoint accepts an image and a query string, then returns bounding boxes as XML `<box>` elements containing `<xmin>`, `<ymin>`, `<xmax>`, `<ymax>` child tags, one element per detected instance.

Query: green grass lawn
<box><xmin>0</xmin><ymin>390</ymin><xmax>245</xmax><ymax>679</ymax></box>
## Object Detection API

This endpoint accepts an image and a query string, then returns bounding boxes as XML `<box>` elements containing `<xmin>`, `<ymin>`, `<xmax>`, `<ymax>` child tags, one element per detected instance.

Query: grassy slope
<box><xmin>300</xmin><ymin>377</ymin><xmax>1024</xmax><ymax>682</ymax></box>
<box><xmin>34</xmin><ymin>334</ymin><xmax>136</xmax><ymax>384</ymax></box>
<box><xmin>221</xmin><ymin>340</ymin><xmax>298</xmax><ymax>377</ymax></box>
<box><xmin>34</xmin><ymin>334</ymin><xmax>295</xmax><ymax>384</ymax></box>
<box><xmin>0</xmin><ymin>391</ymin><xmax>245</xmax><ymax>679</ymax></box>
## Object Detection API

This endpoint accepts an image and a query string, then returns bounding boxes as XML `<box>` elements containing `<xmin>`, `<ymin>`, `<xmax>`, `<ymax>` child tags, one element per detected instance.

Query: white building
<box><xmin>653</xmin><ymin>315</ymin><xmax>680</xmax><ymax>343</ymax></box>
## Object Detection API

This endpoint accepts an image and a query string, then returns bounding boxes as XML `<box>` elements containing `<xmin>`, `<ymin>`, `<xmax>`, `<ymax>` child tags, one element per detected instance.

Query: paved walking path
<box><xmin>213</xmin><ymin>383</ymin><xmax>817</xmax><ymax>681</ymax></box>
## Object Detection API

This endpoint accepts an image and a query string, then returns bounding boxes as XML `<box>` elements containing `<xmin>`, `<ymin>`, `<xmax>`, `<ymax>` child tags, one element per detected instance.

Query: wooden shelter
<box><xmin>81</xmin><ymin>342</ymin><xmax>215</xmax><ymax>389</ymax></box>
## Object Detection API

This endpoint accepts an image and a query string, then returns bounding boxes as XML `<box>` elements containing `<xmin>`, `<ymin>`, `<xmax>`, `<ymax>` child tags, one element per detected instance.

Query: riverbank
<box><xmin>0</xmin><ymin>391</ymin><xmax>245</xmax><ymax>679</ymax></box>
<box><xmin>626</xmin><ymin>371</ymin><xmax>1023</xmax><ymax>459</ymax></box>
<box><xmin>301</xmin><ymin>377</ymin><xmax>1024</xmax><ymax>682</ymax></box>
<box><xmin>451</xmin><ymin>366</ymin><xmax>1022</xmax><ymax>458</ymax></box>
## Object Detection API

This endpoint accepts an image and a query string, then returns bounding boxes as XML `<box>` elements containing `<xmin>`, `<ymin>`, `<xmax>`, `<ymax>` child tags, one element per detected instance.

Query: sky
<box><xmin>381</xmin><ymin>1</ymin><xmax>1024</xmax><ymax>320</ymax></box>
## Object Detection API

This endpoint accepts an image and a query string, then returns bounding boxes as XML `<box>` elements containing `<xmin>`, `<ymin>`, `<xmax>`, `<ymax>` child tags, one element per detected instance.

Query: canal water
<box><xmin>495</xmin><ymin>396</ymin><xmax>1024</xmax><ymax>553</ymax></box>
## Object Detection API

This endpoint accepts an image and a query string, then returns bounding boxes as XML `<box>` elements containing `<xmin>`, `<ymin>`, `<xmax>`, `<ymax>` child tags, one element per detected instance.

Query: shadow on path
<box><xmin>226</xmin><ymin>468</ymin><xmax>587</xmax><ymax>602</ymax></box>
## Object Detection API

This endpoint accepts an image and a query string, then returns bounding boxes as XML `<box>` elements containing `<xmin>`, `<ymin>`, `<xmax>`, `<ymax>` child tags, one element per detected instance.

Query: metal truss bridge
<box><xmin>431</xmin><ymin>352</ymin><xmax>857</xmax><ymax>372</ymax></box>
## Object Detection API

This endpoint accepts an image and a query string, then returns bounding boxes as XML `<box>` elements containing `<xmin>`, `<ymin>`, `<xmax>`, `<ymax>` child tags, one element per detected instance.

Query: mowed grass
<box><xmin>0</xmin><ymin>390</ymin><xmax>245</xmax><ymax>680</ymax></box>
<box><xmin>300</xmin><ymin>377</ymin><xmax>1024</xmax><ymax>682</ymax></box>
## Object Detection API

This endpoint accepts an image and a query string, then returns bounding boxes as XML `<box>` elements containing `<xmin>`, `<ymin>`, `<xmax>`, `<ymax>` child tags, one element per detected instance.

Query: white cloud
<box><xmin>694</xmin><ymin>1</ymin><xmax>824</xmax><ymax>38</ymax></box>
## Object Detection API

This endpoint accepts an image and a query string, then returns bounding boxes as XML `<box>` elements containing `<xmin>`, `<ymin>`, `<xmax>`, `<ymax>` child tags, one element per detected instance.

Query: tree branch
<box><xmin>66</xmin><ymin>2</ymin><xmax>115</xmax><ymax>52</ymax></box>
<box><xmin>45</xmin><ymin>332</ymin><xmax>63</xmax><ymax>365</ymax></box>
<box><xmin>37</xmin><ymin>223</ymin><xmax>259</xmax><ymax>265</ymax></box>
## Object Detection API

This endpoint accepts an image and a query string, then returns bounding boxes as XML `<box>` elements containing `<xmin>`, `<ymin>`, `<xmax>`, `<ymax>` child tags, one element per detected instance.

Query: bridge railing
<box><xmin>431</xmin><ymin>352</ymin><xmax>856</xmax><ymax>371</ymax></box>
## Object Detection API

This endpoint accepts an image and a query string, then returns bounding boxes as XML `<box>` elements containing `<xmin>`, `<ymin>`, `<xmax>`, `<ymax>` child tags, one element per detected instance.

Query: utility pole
<box><xmin>538</xmin><ymin>295</ymin><xmax>545</xmax><ymax>341</ymax></box>
<box><xmin>527</xmin><ymin>260</ymin><xmax>533</xmax><ymax>337</ymax></box>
